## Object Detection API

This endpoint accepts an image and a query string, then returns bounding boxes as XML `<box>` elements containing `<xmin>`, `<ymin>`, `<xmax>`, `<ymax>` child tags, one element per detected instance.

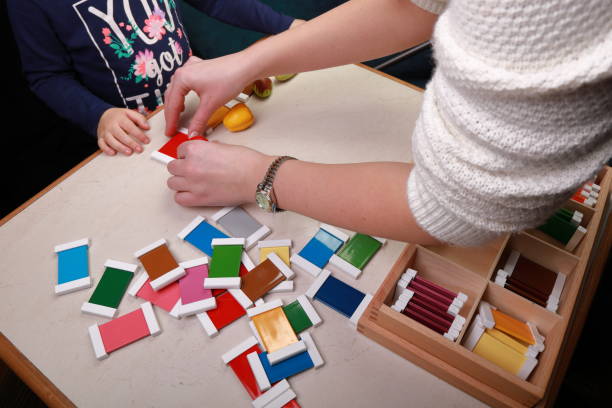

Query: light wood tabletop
<box><xmin>0</xmin><ymin>64</ymin><xmax>487</xmax><ymax>408</ymax></box>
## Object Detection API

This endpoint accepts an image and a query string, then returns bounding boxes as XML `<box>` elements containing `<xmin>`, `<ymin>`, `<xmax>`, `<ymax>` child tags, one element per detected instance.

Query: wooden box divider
<box><xmin>491</xmin><ymin>233</ymin><xmax>579</xmax><ymax>316</ymax></box>
<box><xmin>358</xmin><ymin>166</ymin><xmax>612</xmax><ymax>408</ymax></box>
<box><xmin>424</xmin><ymin>235</ymin><xmax>508</xmax><ymax>279</ymax></box>
<box><xmin>592</xmin><ymin>167</ymin><xmax>611</xmax><ymax>212</ymax></box>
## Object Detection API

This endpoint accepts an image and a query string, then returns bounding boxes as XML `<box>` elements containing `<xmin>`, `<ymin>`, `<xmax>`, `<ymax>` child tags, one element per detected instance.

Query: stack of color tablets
<box><xmin>241</xmin><ymin>299</ymin><xmax>324</xmax><ymax>388</ymax></box>
<box><xmin>55</xmin><ymin>202</ymin><xmax>382</xmax><ymax>406</ymax></box>
<box><xmin>220</xmin><ymin>297</ymin><xmax>322</xmax><ymax>405</ymax></box>
<box><xmin>464</xmin><ymin>302</ymin><xmax>545</xmax><ymax>380</ymax></box>
<box><xmin>150</xmin><ymin>127</ymin><xmax>208</xmax><ymax>164</ymax></box>
<box><xmin>127</xmin><ymin>269</ymin><xmax>182</xmax><ymax>318</ymax></box>
<box><xmin>571</xmin><ymin>181</ymin><xmax>600</xmax><ymax>207</ymax></box>
<box><xmin>177</xmin><ymin>213</ymin><xmax>267</xmax><ymax>280</ymax></box>
<box><xmin>256</xmin><ymin>240</ymin><xmax>295</xmax><ymax>294</ymax></box>
<box><xmin>390</xmin><ymin>268</ymin><xmax>467</xmax><ymax>341</ymax></box>
<box><xmin>239</xmin><ymin>252</ymin><xmax>295</xmax><ymax>303</ymax></box>
<box><xmin>258</xmin><ymin>240</ymin><xmax>291</xmax><ymax>266</ymax></box>
<box><xmin>328</xmin><ymin>233</ymin><xmax>385</xmax><ymax>279</ymax></box>
<box><xmin>175</xmin><ymin>257</ymin><xmax>217</xmax><ymax>317</ymax></box>
<box><xmin>221</xmin><ymin>336</ymin><xmax>301</xmax><ymax>408</ymax></box>
<box><xmin>292</xmin><ymin>224</ymin><xmax>385</xmax><ymax>280</ymax></box>
<box><xmin>290</xmin><ymin>224</ymin><xmax>349</xmax><ymax>277</ymax></box>
<box><xmin>196</xmin><ymin>249</ymin><xmax>297</xmax><ymax>338</ymax></box>
<box><xmin>536</xmin><ymin>208</ymin><xmax>586</xmax><ymax>251</ymax></box>
<box><xmin>150</xmin><ymin>90</ymin><xmax>255</xmax><ymax>164</ymax></box>
<box><xmin>176</xmin><ymin>213</ymin><xmax>296</xmax><ymax>338</ymax></box>
<box><xmin>193</xmin><ymin>251</ymin><xmax>255</xmax><ymax>338</ymax></box>
<box><xmin>134</xmin><ymin>239</ymin><xmax>186</xmax><ymax>290</ymax></box>
<box><xmin>494</xmin><ymin>250</ymin><xmax>566</xmax><ymax>312</ymax></box>
<box><xmin>211</xmin><ymin>206</ymin><xmax>271</xmax><ymax>250</ymax></box>
<box><xmin>204</xmin><ymin>238</ymin><xmax>247</xmax><ymax>289</ymax></box>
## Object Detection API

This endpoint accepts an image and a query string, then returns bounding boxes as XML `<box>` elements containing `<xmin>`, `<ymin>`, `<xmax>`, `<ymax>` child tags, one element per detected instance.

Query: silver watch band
<box><xmin>259</xmin><ymin>155</ymin><xmax>296</xmax><ymax>212</ymax></box>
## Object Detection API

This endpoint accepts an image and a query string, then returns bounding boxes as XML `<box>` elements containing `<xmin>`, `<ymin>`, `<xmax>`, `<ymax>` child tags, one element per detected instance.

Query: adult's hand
<box><xmin>164</xmin><ymin>54</ymin><xmax>253</xmax><ymax>139</ymax></box>
<box><xmin>163</xmin><ymin>0</ymin><xmax>436</xmax><ymax>140</ymax></box>
<box><xmin>166</xmin><ymin>140</ymin><xmax>272</xmax><ymax>207</ymax></box>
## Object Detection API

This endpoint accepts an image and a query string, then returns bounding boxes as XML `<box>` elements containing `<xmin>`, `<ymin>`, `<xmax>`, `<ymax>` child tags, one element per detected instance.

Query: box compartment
<box><xmin>525</xmin><ymin>203</ymin><xmax>594</xmax><ymax>257</ymax></box>
<box><xmin>358</xmin><ymin>165</ymin><xmax>611</xmax><ymax>408</ymax></box>
<box><xmin>492</xmin><ymin>234</ymin><xmax>579</xmax><ymax>316</ymax></box>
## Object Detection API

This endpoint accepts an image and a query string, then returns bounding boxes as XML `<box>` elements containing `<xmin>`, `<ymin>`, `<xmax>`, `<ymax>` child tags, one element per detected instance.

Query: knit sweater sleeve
<box><xmin>407</xmin><ymin>0</ymin><xmax>612</xmax><ymax>246</ymax></box>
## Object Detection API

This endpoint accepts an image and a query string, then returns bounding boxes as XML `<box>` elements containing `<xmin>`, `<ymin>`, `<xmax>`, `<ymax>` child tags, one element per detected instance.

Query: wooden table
<box><xmin>0</xmin><ymin>64</ymin><xmax>491</xmax><ymax>408</ymax></box>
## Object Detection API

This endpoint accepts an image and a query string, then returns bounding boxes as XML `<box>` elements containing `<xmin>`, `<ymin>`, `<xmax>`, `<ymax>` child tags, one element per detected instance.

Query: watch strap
<box><xmin>259</xmin><ymin>155</ymin><xmax>296</xmax><ymax>212</ymax></box>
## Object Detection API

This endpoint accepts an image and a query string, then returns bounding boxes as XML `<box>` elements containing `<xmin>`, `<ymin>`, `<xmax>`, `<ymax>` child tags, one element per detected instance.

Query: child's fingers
<box><xmin>113</xmin><ymin>125</ymin><xmax>143</xmax><ymax>154</ymax></box>
<box><xmin>121</xmin><ymin>117</ymin><xmax>149</xmax><ymax>144</ymax></box>
<box><xmin>105</xmin><ymin>132</ymin><xmax>133</xmax><ymax>155</ymax></box>
<box><xmin>125</xmin><ymin>109</ymin><xmax>151</xmax><ymax>131</ymax></box>
<box><xmin>98</xmin><ymin>137</ymin><xmax>116</xmax><ymax>156</ymax></box>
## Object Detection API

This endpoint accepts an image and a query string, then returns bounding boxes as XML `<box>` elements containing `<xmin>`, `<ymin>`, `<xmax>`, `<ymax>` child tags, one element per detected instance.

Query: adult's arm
<box><xmin>185</xmin><ymin>0</ymin><xmax>295</xmax><ymax>34</ymax></box>
<box><xmin>167</xmin><ymin>0</ymin><xmax>612</xmax><ymax>248</ymax></box>
<box><xmin>164</xmin><ymin>0</ymin><xmax>437</xmax><ymax>137</ymax></box>
<box><xmin>167</xmin><ymin>141</ymin><xmax>440</xmax><ymax>244</ymax></box>
<box><xmin>163</xmin><ymin>0</ymin><xmax>439</xmax><ymax>244</ymax></box>
<box><xmin>8</xmin><ymin>0</ymin><xmax>113</xmax><ymax>138</ymax></box>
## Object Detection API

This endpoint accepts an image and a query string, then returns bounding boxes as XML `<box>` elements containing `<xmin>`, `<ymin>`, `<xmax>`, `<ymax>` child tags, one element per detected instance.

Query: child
<box><xmin>8</xmin><ymin>0</ymin><xmax>301</xmax><ymax>156</ymax></box>
<box><xmin>161</xmin><ymin>0</ymin><xmax>611</xmax><ymax>247</ymax></box>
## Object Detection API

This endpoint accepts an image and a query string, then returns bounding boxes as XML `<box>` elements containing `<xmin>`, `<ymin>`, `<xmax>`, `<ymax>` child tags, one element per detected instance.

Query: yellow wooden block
<box><xmin>259</xmin><ymin>246</ymin><xmax>291</xmax><ymax>266</ymax></box>
<box><xmin>486</xmin><ymin>328</ymin><xmax>529</xmax><ymax>356</ymax></box>
<box><xmin>223</xmin><ymin>103</ymin><xmax>254</xmax><ymax>132</ymax></box>
<box><xmin>207</xmin><ymin>105</ymin><xmax>230</xmax><ymax>128</ymax></box>
<box><xmin>492</xmin><ymin>309</ymin><xmax>535</xmax><ymax>345</ymax></box>
<box><xmin>252</xmin><ymin>307</ymin><xmax>298</xmax><ymax>353</ymax></box>
<box><xmin>473</xmin><ymin>332</ymin><xmax>526</xmax><ymax>375</ymax></box>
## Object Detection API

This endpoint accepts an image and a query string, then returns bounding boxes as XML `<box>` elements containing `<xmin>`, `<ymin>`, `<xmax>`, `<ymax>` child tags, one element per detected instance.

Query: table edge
<box><xmin>0</xmin><ymin>332</ymin><xmax>76</xmax><ymax>408</ymax></box>
<box><xmin>0</xmin><ymin>63</ymin><xmax>421</xmax><ymax>407</ymax></box>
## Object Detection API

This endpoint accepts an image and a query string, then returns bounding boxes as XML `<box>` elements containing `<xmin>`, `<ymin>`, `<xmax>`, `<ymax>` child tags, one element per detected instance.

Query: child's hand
<box><xmin>97</xmin><ymin>108</ymin><xmax>151</xmax><ymax>156</ymax></box>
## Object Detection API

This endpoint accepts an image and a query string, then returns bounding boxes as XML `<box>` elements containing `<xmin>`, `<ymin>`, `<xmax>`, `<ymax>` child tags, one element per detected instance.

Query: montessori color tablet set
<box><xmin>54</xmin><ymin>204</ymin><xmax>387</xmax><ymax>408</ymax></box>
<box><xmin>358</xmin><ymin>166</ymin><xmax>611</xmax><ymax>408</ymax></box>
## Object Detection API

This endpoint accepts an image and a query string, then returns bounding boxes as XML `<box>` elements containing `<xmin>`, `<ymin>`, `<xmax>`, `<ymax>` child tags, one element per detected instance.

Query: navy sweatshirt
<box><xmin>8</xmin><ymin>0</ymin><xmax>293</xmax><ymax>137</ymax></box>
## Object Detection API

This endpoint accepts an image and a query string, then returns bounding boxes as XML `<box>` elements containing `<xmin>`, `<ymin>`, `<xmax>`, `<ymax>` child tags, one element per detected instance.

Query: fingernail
<box><xmin>145</xmin><ymin>138</ymin><xmax>150</xmax><ymax>143</ymax></box>
<box><xmin>136</xmin><ymin>146</ymin><xmax>142</xmax><ymax>153</ymax></box>
<box><xmin>190</xmin><ymin>131</ymin><xmax>200</xmax><ymax>138</ymax></box>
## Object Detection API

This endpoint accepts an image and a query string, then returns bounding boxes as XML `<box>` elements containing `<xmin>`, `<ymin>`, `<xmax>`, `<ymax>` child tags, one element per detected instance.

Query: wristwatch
<box><xmin>255</xmin><ymin>155</ymin><xmax>296</xmax><ymax>213</ymax></box>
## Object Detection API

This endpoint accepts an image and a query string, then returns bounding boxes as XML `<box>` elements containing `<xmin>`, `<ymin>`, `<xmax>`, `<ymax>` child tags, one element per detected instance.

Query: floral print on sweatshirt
<box><xmin>75</xmin><ymin>0</ymin><xmax>192</xmax><ymax>114</ymax></box>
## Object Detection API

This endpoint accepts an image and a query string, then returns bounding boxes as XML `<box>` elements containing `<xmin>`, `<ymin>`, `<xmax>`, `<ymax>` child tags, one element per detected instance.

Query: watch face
<box><xmin>256</xmin><ymin>191</ymin><xmax>272</xmax><ymax>212</ymax></box>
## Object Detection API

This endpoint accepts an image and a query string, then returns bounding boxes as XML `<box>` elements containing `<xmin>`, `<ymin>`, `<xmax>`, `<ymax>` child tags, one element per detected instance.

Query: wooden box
<box><xmin>358</xmin><ymin>166</ymin><xmax>612</xmax><ymax>408</ymax></box>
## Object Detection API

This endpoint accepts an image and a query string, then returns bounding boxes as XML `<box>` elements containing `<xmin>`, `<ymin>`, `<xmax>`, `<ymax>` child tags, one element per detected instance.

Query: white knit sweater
<box><xmin>407</xmin><ymin>0</ymin><xmax>612</xmax><ymax>246</ymax></box>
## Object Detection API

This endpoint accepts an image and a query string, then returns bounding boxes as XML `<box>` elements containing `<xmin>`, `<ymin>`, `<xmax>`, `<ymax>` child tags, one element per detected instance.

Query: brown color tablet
<box><xmin>138</xmin><ymin>245</ymin><xmax>180</xmax><ymax>280</ymax></box>
<box><xmin>240</xmin><ymin>258</ymin><xmax>286</xmax><ymax>301</ymax></box>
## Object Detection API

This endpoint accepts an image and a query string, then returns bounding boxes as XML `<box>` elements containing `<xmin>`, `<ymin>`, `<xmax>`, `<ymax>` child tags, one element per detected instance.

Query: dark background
<box><xmin>2</xmin><ymin>1</ymin><xmax>609</xmax><ymax>407</ymax></box>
